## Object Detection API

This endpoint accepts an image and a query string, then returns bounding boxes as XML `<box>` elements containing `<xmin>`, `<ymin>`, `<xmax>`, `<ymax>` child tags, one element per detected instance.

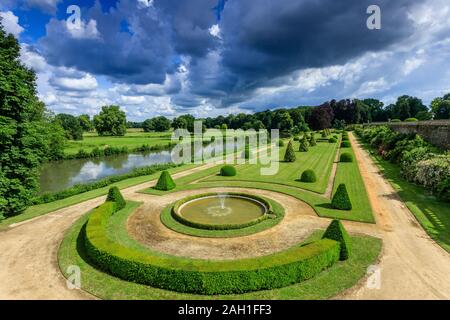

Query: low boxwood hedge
<box><xmin>300</xmin><ymin>170</ymin><xmax>317</xmax><ymax>183</ymax></box>
<box><xmin>84</xmin><ymin>202</ymin><xmax>340</xmax><ymax>295</ymax></box>
<box><xmin>341</xmin><ymin>141</ymin><xmax>351</xmax><ymax>148</ymax></box>
<box><xmin>171</xmin><ymin>193</ymin><xmax>273</xmax><ymax>230</ymax></box>
<box><xmin>340</xmin><ymin>152</ymin><xmax>353</xmax><ymax>162</ymax></box>
<box><xmin>220</xmin><ymin>165</ymin><xmax>237</xmax><ymax>177</ymax></box>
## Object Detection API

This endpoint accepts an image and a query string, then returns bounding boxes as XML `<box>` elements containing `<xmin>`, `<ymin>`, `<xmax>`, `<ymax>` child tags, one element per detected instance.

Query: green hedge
<box><xmin>84</xmin><ymin>202</ymin><xmax>340</xmax><ymax>294</ymax></box>
<box><xmin>300</xmin><ymin>170</ymin><xmax>317</xmax><ymax>183</ymax></box>
<box><xmin>171</xmin><ymin>193</ymin><xmax>273</xmax><ymax>230</ymax></box>
<box><xmin>154</xmin><ymin>170</ymin><xmax>176</xmax><ymax>191</ymax></box>
<box><xmin>331</xmin><ymin>184</ymin><xmax>352</xmax><ymax>210</ymax></box>
<box><xmin>323</xmin><ymin>220</ymin><xmax>351</xmax><ymax>260</ymax></box>
<box><xmin>341</xmin><ymin>141</ymin><xmax>351</xmax><ymax>148</ymax></box>
<box><xmin>284</xmin><ymin>141</ymin><xmax>296</xmax><ymax>162</ymax></box>
<box><xmin>340</xmin><ymin>153</ymin><xmax>353</xmax><ymax>162</ymax></box>
<box><xmin>220</xmin><ymin>165</ymin><xmax>237</xmax><ymax>177</ymax></box>
<box><xmin>106</xmin><ymin>187</ymin><xmax>126</xmax><ymax>210</ymax></box>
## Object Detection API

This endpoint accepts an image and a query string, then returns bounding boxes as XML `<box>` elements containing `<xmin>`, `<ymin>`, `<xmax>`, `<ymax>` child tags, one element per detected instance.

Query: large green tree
<box><xmin>0</xmin><ymin>24</ymin><xmax>65</xmax><ymax>218</ymax></box>
<box><xmin>142</xmin><ymin>116</ymin><xmax>171</xmax><ymax>132</ymax></box>
<box><xmin>56</xmin><ymin>113</ymin><xmax>83</xmax><ymax>140</ymax></box>
<box><xmin>93</xmin><ymin>105</ymin><xmax>127</xmax><ymax>136</ymax></box>
<box><xmin>78</xmin><ymin>114</ymin><xmax>93</xmax><ymax>131</ymax></box>
<box><xmin>430</xmin><ymin>95</ymin><xmax>450</xmax><ymax>119</ymax></box>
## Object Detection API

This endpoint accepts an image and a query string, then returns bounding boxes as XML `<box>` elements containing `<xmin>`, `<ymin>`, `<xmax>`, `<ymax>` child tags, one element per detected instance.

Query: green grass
<box><xmin>59</xmin><ymin>211</ymin><xmax>382</xmax><ymax>299</ymax></box>
<box><xmin>204</xmin><ymin>135</ymin><xmax>338</xmax><ymax>193</ymax></box>
<box><xmin>0</xmin><ymin>164</ymin><xmax>198</xmax><ymax>228</ymax></box>
<box><xmin>65</xmin><ymin>130</ymin><xmax>174</xmax><ymax>155</ymax></box>
<box><xmin>360</xmin><ymin>141</ymin><xmax>450</xmax><ymax>253</ymax></box>
<box><xmin>326</xmin><ymin>145</ymin><xmax>373</xmax><ymax>221</ymax></box>
<box><xmin>141</xmin><ymin>140</ymin><xmax>375</xmax><ymax>223</ymax></box>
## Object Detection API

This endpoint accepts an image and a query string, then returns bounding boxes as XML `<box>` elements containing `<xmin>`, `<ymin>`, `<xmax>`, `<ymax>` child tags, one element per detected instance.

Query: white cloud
<box><xmin>0</xmin><ymin>11</ymin><xmax>24</xmax><ymax>37</ymax></box>
<box><xmin>209</xmin><ymin>24</ymin><xmax>221</xmax><ymax>39</ymax></box>
<box><xmin>50</xmin><ymin>73</ymin><xmax>98</xmax><ymax>91</ymax></box>
<box><xmin>354</xmin><ymin>78</ymin><xmax>390</xmax><ymax>96</ymax></box>
<box><xmin>120</xmin><ymin>95</ymin><xmax>146</xmax><ymax>105</ymax></box>
<box><xmin>137</xmin><ymin>0</ymin><xmax>154</xmax><ymax>9</ymax></box>
<box><xmin>67</xmin><ymin>19</ymin><xmax>101</xmax><ymax>40</ymax></box>
<box><xmin>403</xmin><ymin>57</ymin><xmax>426</xmax><ymax>75</ymax></box>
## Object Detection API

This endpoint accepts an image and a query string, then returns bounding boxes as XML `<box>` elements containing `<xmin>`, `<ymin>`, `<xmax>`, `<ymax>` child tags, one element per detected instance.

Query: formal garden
<box><xmin>55</xmin><ymin>130</ymin><xmax>384</xmax><ymax>299</ymax></box>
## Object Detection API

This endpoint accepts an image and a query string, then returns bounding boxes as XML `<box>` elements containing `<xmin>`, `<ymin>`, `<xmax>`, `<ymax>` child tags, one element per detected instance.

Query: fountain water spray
<box><xmin>218</xmin><ymin>193</ymin><xmax>227</xmax><ymax>209</ymax></box>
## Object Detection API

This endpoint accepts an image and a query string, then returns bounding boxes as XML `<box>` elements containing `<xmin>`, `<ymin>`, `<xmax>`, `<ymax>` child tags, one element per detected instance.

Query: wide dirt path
<box><xmin>339</xmin><ymin>133</ymin><xmax>450</xmax><ymax>300</ymax></box>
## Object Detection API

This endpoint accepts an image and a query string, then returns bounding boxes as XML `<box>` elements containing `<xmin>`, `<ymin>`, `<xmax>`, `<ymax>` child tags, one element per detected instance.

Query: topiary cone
<box><xmin>331</xmin><ymin>183</ymin><xmax>352</xmax><ymax>210</ymax></box>
<box><xmin>284</xmin><ymin>140</ymin><xmax>296</xmax><ymax>162</ymax></box>
<box><xmin>154</xmin><ymin>170</ymin><xmax>176</xmax><ymax>191</ymax></box>
<box><xmin>322</xmin><ymin>219</ymin><xmax>351</xmax><ymax>260</ymax></box>
<box><xmin>106</xmin><ymin>186</ymin><xmax>126</xmax><ymax>210</ymax></box>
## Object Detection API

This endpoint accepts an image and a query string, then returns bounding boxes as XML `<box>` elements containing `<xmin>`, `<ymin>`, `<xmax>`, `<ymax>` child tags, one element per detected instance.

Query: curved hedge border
<box><xmin>160</xmin><ymin>196</ymin><xmax>285</xmax><ymax>238</ymax></box>
<box><xmin>84</xmin><ymin>201</ymin><xmax>340</xmax><ymax>295</ymax></box>
<box><xmin>171</xmin><ymin>193</ymin><xmax>274</xmax><ymax>230</ymax></box>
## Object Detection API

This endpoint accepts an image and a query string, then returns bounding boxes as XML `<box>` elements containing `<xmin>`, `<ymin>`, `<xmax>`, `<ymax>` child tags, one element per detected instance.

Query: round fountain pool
<box><xmin>172</xmin><ymin>193</ymin><xmax>271</xmax><ymax>229</ymax></box>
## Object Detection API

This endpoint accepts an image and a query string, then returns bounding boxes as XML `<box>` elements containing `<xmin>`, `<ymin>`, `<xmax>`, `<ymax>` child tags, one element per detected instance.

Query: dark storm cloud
<box><xmin>37</xmin><ymin>0</ymin><xmax>420</xmax><ymax>107</ymax></box>
<box><xmin>195</xmin><ymin>0</ymin><xmax>418</xmax><ymax>105</ymax></box>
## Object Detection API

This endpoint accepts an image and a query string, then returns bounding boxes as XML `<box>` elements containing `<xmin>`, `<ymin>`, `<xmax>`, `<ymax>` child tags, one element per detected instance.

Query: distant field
<box><xmin>64</xmin><ymin>130</ymin><xmax>174</xmax><ymax>155</ymax></box>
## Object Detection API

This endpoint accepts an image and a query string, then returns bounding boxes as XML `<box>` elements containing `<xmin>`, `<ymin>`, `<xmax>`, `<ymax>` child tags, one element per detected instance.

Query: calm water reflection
<box><xmin>39</xmin><ymin>142</ymin><xmax>241</xmax><ymax>193</ymax></box>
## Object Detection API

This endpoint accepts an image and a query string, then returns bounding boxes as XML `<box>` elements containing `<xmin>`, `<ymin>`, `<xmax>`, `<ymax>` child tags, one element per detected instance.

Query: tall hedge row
<box><xmin>83</xmin><ymin>202</ymin><xmax>340</xmax><ymax>294</ymax></box>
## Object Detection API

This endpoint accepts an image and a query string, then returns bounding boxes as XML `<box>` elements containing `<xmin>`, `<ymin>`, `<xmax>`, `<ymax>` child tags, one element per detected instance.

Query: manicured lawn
<box><xmin>141</xmin><ymin>138</ymin><xmax>375</xmax><ymax>223</ymax></box>
<box><xmin>59</xmin><ymin>210</ymin><xmax>382</xmax><ymax>300</ymax></box>
<box><xmin>328</xmin><ymin>145</ymin><xmax>373</xmax><ymax>221</ymax></box>
<box><xmin>361</xmin><ymin>142</ymin><xmax>450</xmax><ymax>253</ymax></box>
<box><xmin>64</xmin><ymin>130</ymin><xmax>174</xmax><ymax>155</ymax></box>
<box><xmin>0</xmin><ymin>164</ymin><xmax>198</xmax><ymax>228</ymax></box>
<box><xmin>204</xmin><ymin>135</ymin><xmax>339</xmax><ymax>193</ymax></box>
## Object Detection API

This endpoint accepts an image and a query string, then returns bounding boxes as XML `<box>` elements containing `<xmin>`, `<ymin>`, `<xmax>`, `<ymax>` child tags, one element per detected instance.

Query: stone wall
<box><xmin>367</xmin><ymin>120</ymin><xmax>450</xmax><ymax>150</ymax></box>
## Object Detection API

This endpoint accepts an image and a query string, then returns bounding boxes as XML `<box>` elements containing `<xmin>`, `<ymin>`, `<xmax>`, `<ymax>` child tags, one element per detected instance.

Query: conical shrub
<box><xmin>284</xmin><ymin>140</ymin><xmax>296</xmax><ymax>162</ymax></box>
<box><xmin>154</xmin><ymin>170</ymin><xmax>176</xmax><ymax>191</ymax></box>
<box><xmin>106</xmin><ymin>186</ymin><xmax>126</xmax><ymax>210</ymax></box>
<box><xmin>299</xmin><ymin>138</ymin><xmax>309</xmax><ymax>152</ymax></box>
<box><xmin>309</xmin><ymin>135</ymin><xmax>316</xmax><ymax>146</ymax></box>
<box><xmin>331</xmin><ymin>184</ymin><xmax>352</xmax><ymax>210</ymax></box>
<box><xmin>322</xmin><ymin>219</ymin><xmax>351</xmax><ymax>260</ymax></box>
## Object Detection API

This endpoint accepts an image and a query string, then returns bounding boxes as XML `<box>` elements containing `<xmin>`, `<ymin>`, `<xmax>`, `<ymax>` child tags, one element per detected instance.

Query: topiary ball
<box><xmin>341</xmin><ymin>141</ymin><xmax>351</xmax><ymax>148</ymax></box>
<box><xmin>328</xmin><ymin>137</ymin><xmax>337</xmax><ymax>143</ymax></box>
<box><xmin>220</xmin><ymin>165</ymin><xmax>237</xmax><ymax>176</ymax></box>
<box><xmin>300</xmin><ymin>169</ymin><xmax>317</xmax><ymax>183</ymax></box>
<box><xmin>340</xmin><ymin>152</ymin><xmax>353</xmax><ymax>162</ymax></box>
<box><xmin>154</xmin><ymin>170</ymin><xmax>176</xmax><ymax>191</ymax></box>
<box><xmin>278</xmin><ymin>140</ymin><xmax>285</xmax><ymax>147</ymax></box>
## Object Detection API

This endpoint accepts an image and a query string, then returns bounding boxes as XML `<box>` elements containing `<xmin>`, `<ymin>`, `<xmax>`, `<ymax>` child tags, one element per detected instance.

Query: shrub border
<box><xmin>84</xmin><ymin>201</ymin><xmax>340</xmax><ymax>295</ymax></box>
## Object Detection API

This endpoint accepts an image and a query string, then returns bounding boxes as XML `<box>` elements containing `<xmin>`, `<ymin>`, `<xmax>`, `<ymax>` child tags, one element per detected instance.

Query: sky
<box><xmin>1</xmin><ymin>0</ymin><xmax>450</xmax><ymax>121</ymax></box>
